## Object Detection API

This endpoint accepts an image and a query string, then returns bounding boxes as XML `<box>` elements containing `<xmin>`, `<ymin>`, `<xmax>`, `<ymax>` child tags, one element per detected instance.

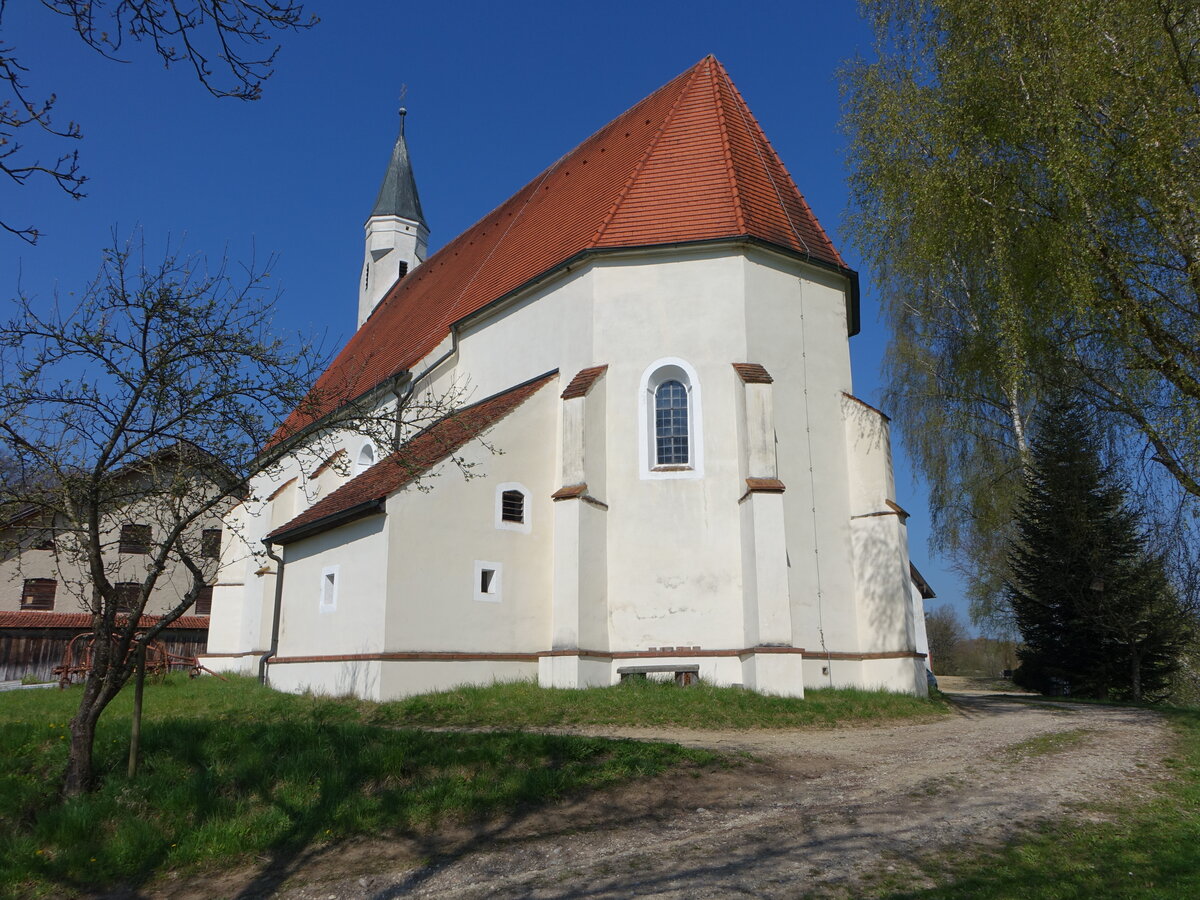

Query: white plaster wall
<box><xmin>383</xmin><ymin>381</ymin><xmax>558</xmax><ymax>655</ymax></box>
<box><xmin>273</xmin><ymin>514</ymin><xmax>390</xmax><ymax>659</ymax></box>
<box><xmin>378</xmin><ymin>660</ymin><xmax>538</xmax><ymax>699</ymax></box>
<box><xmin>269</xmin><ymin>659</ymin><xmax>384</xmax><ymax>701</ymax></box>
<box><xmin>593</xmin><ymin>252</ymin><xmax>748</xmax><ymax>652</ymax></box>
<box><xmin>742</xmin><ymin>252</ymin><xmax>861</xmax><ymax>658</ymax></box>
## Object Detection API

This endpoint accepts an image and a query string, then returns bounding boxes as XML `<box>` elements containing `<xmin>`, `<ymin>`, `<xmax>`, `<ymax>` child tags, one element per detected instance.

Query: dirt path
<box><xmin>153</xmin><ymin>692</ymin><xmax>1174</xmax><ymax>899</ymax></box>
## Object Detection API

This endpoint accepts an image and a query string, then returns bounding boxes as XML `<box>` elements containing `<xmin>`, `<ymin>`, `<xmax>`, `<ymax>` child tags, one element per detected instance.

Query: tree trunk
<box><xmin>63</xmin><ymin>696</ymin><xmax>102</xmax><ymax>797</ymax></box>
<box><xmin>128</xmin><ymin>643</ymin><xmax>146</xmax><ymax>779</ymax></box>
<box><xmin>1131</xmin><ymin>647</ymin><xmax>1143</xmax><ymax>702</ymax></box>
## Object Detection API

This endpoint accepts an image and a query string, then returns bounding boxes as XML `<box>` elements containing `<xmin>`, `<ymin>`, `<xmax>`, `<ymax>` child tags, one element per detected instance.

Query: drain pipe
<box><xmin>258</xmin><ymin>540</ymin><xmax>285</xmax><ymax>685</ymax></box>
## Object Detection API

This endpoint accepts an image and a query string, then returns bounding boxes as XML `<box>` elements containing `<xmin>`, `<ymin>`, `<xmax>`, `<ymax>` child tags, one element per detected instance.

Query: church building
<box><xmin>203</xmin><ymin>57</ymin><xmax>928</xmax><ymax>699</ymax></box>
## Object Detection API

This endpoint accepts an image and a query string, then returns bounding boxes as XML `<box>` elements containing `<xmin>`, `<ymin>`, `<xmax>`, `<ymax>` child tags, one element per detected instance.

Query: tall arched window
<box><xmin>356</xmin><ymin>442</ymin><xmax>376</xmax><ymax>476</ymax></box>
<box><xmin>654</xmin><ymin>380</ymin><xmax>690</xmax><ymax>465</ymax></box>
<box><xmin>638</xmin><ymin>358</ymin><xmax>703</xmax><ymax>479</ymax></box>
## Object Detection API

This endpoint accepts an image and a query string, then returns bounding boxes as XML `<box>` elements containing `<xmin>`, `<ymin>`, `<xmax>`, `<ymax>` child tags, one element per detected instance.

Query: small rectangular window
<box><xmin>474</xmin><ymin>560</ymin><xmax>502</xmax><ymax>603</ymax></box>
<box><xmin>20</xmin><ymin>578</ymin><xmax>56</xmax><ymax>610</ymax></box>
<box><xmin>320</xmin><ymin>566</ymin><xmax>339</xmax><ymax>613</ymax></box>
<box><xmin>119</xmin><ymin>523</ymin><xmax>151</xmax><ymax>554</ymax></box>
<box><xmin>200</xmin><ymin>528</ymin><xmax>222</xmax><ymax>560</ymax></box>
<box><xmin>501</xmin><ymin>490</ymin><xmax>524</xmax><ymax>523</ymax></box>
<box><xmin>114</xmin><ymin>582</ymin><xmax>141</xmax><ymax>613</ymax></box>
<box><xmin>194</xmin><ymin>584</ymin><xmax>214</xmax><ymax>616</ymax></box>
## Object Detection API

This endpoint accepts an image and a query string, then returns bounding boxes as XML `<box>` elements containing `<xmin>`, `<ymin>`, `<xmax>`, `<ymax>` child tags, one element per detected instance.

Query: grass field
<box><xmin>0</xmin><ymin>675</ymin><xmax>946</xmax><ymax>897</ymax></box>
<box><xmin>376</xmin><ymin>677</ymin><xmax>950</xmax><ymax>730</ymax></box>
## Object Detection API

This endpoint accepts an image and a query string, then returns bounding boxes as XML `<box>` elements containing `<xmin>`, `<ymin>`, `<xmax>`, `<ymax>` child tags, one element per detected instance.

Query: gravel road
<box><xmin>244</xmin><ymin>690</ymin><xmax>1170</xmax><ymax>900</ymax></box>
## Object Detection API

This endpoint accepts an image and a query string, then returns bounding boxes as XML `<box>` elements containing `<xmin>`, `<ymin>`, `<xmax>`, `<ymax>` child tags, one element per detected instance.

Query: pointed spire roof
<box><xmin>275</xmin><ymin>57</ymin><xmax>852</xmax><ymax>444</ymax></box>
<box><xmin>369</xmin><ymin>109</ymin><xmax>426</xmax><ymax>226</ymax></box>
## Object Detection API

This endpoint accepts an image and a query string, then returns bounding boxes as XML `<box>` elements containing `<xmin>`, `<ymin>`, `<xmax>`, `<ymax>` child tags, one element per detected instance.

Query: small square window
<box><xmin>119</xmin><ymin>524</ymin><xmax>151</xmax><ymax>554</ymax></box>
<box><xmin>194</xmin><ymin>584</ymin><xmax>214</xmax><ymax>616</ymax></box>
<box><xmin>201</xmin><ymin>528</ymin><xmax>222</xmax><ymax>560</ymax></box>
<box><xmin>473</xmin><ymin>561</ymin><xmax>502</xmax><ymax>603</ymax></box>
<box><xmin>20</xmin><ymin>578</ymin><xmax>56</xmax><ymax>610</ymax></box>
<box><xmin>114</xmin><ymin>582</ymin><xmax>141</xmax><ymax>613</ymax></box>
<box><xmin>320</xmin><ymin>566</ymin><xmax>339</xmax><ymax>613</ymax></box>
<box><xmin>480</xmin><ymin>568</ymin><xmax>497</xmax><ymax>593</ymax></box>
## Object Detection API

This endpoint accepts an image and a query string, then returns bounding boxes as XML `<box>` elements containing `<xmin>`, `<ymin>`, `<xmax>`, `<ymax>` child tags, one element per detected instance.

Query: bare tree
<box><xmin>924</xmin><ymin>605</ymin><xmax>966</xmax><ymax>677</ymax></box>
<box><xmin>0</xmin><ymin>0</ymin><xmax>316</xmax><ymax>242</ymax></box>
<box><xmin>0</xmin><ymin>232</ymin><xmax>471</xmax><ymax>796</ymax></box>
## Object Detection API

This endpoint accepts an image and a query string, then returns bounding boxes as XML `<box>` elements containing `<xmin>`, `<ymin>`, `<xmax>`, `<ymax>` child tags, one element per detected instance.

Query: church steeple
<box><xmin>359</xmin><ymin>108</ymin><xmax>429</xmax><ymax>328</ymax></box>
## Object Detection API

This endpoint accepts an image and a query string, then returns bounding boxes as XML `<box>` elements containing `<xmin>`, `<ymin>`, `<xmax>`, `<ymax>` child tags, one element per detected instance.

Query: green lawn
<box><xmin>877</xmin><ymin>706</ymin><xmax>1200</xmax><ymax>900</ymax></box>
<box><xmin>376</xmin><ymin>677</ymin><xmax>950</xmax><ymax>729</ymax></box>
<box><xmin>0</xmin><ymin>676</ymin><xmax>721</xmax><ymax>898</ymax></box>
<box><xmin>0</xmin><ymin>675</ymin><xmax>946</xmax><ymax>898</ymax></box>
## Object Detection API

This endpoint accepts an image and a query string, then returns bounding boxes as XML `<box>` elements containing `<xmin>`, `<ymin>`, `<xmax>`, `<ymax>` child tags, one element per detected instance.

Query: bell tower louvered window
<box><xmin>501</xmin><ymin>490</ymin><xmax>524</xmax><ymax>523</ymax></box>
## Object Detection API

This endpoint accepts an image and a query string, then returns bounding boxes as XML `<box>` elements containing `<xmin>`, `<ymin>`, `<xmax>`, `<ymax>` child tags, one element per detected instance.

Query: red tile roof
<box><xmin>0</xmin><ymin>612</ymin><xmax>210</xmax><ymax>629</ymax></box>
<box><xmin>561</xmin><ymin>365</ymin><xmax>609</xmax><ymax>400</ymax></box>
<box><xmin>732</xmin><ymin>363</ymin><xmax>774</xmax><ymax>384</ymax></box>
<box><xmin>273</xmin><ymin>57</ymin><xmax>848</xmax><ymax>444</ymax></box>
<box><xmin>268</xmin><ymin>372</ymin><xmax>557</xmax><ymax>544</ymax></box>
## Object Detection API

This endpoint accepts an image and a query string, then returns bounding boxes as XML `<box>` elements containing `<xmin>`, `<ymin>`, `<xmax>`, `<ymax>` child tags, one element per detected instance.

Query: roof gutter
<box><xmin>451</xmin><ymin>235</ymin><xmax>862</xmax><ymax>337</ymax></box>
<box><xmin>266</xmin><ymin>497</ymin><xmax>386</xmax><ymax>547</ymax></box>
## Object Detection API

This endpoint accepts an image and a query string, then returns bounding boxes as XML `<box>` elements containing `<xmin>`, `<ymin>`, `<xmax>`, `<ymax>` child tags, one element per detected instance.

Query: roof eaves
<box><xmin>268</xmin><ymin>497</ymin><xmax>386</xmax><ymax>546</ymax></box>
<box><xmin>453</xmin><ymin>236</ymin><xmax>859</xmax><ymax>335</ymax></box>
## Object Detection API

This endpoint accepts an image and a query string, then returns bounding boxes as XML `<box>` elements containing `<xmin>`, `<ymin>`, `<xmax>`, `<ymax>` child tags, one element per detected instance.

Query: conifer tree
<box><xmin>1007</xmin><ymin>397</ymin><xmax>1191</xmax><ymax>701</ymax></box>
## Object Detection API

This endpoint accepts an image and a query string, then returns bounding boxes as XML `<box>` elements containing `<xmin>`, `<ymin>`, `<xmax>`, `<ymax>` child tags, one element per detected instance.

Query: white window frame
<box><xmin>320</xmin><ymin>565</ymin><xmax>339</xmax><ymax>613</ymax></box>
<box><xmin>494</xmin><ymin>482</ymin><xmax>532</xmax><ymax>534</ymax></box>
<box><xmin>473</xmin><ymin>560</ymin><xmax>502</xmax><ymax>603</ymax></box>
<box><xmin>356</xmin><ymin>441</ymin><xmax>376</xmax><ymax>476</ymax></box>
<box><xmin>638</xmin><ymin>357</ymin><xmax>704</xmax><ymax>480</ymax></box>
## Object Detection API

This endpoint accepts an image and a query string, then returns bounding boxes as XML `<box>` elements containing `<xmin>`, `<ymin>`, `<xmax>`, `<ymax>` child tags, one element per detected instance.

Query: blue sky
<box><xmin>0</xmin><ymin>1</ymin><xmax>975</xmax><ymax>630</ymax></box>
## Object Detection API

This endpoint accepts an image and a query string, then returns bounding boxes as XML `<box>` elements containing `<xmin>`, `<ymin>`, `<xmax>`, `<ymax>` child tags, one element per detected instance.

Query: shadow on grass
<box><xmin>1</xmin><ymin>715</ymin><xmax>710</xmax><ymax>899</ymax></box>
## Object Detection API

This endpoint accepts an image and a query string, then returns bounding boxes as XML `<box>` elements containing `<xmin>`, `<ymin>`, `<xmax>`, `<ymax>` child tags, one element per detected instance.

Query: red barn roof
<box><xmin>274</xmin><ymin>56</ymin><xmax>849</xmax><ymax>444</ymax></box>
<box><xmin>0</xmin><ymin>612</ymin><xmax>209</xmax><ymax>629</ymax></box>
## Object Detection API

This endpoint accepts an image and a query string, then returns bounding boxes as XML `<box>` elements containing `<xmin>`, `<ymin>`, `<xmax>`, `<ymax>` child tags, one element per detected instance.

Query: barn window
<box><xmin>119</xmin><ymin>523</ymin><xmax>151</xmax><ymax>554</ymax></box>
<box><xmin>639</xmin><ymin>358</ymin><xmax>704</xmax><ymax>479</ymax></box>
<box><xmin>20</xmin><ymin>578</ymin><xmax>56</xmax><ymax>610</ymax></box>
<box><xmin>114</xmin><ymin>582</ymin><xmax>141</xmax><ymax>613</ymax></box>
<box><xmin>194</xmin><ymin>585</ymin><xmax>214</xmax><ymax>616</ymax></box>
<box><xmin>201</xmin><ymin>528</ymin><xmax>222</xmax><ymax>559</ymax></box>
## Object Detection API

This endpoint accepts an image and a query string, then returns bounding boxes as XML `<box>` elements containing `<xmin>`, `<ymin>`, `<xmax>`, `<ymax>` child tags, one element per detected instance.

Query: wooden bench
<box><xmin>617</xmin><ymin>664</ymin><xmax>700</xmax><ymax>687</ymax></box>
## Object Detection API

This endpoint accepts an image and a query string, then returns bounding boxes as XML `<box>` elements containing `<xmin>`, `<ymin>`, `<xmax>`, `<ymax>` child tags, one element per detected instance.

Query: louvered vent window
<box><xmin>119</xmin><ymin>523</ymin><xmax>151</xmax><ymax>554</ymax></box>
<box><xmin>201</xmin><ymin>528</ymin><xmax>222</xmax><ymax>560</ymax></box>
<box><xmin>397</xmin><ymin>261</ymin><xmax>409</xmax><ymax>279</ymax></box>
<box><xmin>114</xmin><ymin>582</ymin><xmax>141</xmax><ymax>613</ymax></box>
<box><xmin>194</xmin><ymin>585</ymin><xmax>214</xmax><ymax>616</ymax></box>
<box><xmin>20</xmin><ymin>578</ymin><xmax>56</xmax><ymax>610</ymax></box>
<box><xmin>501</xmin><ymin>490</ymin><xmax>525</xmax><ymax>524</ymax></box>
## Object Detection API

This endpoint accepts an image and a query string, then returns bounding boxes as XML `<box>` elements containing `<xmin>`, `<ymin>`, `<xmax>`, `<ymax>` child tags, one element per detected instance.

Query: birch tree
<box><xmin>843</xmin><ymin>0</ymin><xmax>1200</xmax><ymax>618</ymax></box>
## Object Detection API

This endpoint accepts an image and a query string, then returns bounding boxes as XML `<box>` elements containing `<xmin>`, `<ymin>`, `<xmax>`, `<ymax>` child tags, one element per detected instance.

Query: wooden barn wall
<box><xmin>0</xmin><ymin>629</ymin><xmax>209</xmax><ymax>682</ymax></box>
